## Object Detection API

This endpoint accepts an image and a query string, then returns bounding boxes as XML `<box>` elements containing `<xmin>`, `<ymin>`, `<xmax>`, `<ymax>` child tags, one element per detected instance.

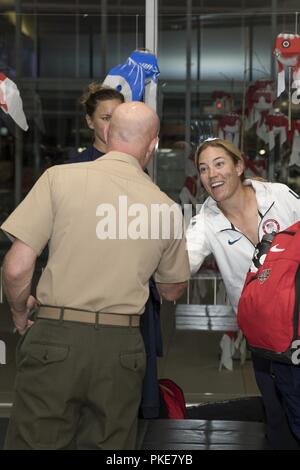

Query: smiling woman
<box><xmin>195</xmin><ymin>139</ymin><xmax>256</xmax><ymax>236</ymax></box>
<box><xmin>186</xmin><ymin>137</ymin><xmax>300</xmax><ymax>449</ymax></box>
<box><xmin>195</xmin><ymin>138</ymin><xmax>246</xmax><ymax>181</ymax></box>
<box><xmin>197</xmin><ymin>146</ymin><xmax>244</xmax><ymax>205</ymax></box>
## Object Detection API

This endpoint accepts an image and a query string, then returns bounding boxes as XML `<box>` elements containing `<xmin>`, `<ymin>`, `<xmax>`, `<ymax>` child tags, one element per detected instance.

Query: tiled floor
<box><xmin>158</xmin><ymin>301</ymin><xmax>259</xmax><ymax>405</ymax></box>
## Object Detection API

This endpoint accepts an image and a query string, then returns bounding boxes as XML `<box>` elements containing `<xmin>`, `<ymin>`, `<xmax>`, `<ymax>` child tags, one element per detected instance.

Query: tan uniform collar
<box><xmin>98</xmin><ymin>151</ymin><xmax>144</xmax><ymax>172</ymax></box>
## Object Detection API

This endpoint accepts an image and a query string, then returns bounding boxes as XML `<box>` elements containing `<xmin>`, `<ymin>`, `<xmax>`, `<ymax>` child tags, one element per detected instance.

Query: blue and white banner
<box><xmin>103</xmin><ymin>50</ymin><xmax>160</xmax><ymax>108</ymax></box>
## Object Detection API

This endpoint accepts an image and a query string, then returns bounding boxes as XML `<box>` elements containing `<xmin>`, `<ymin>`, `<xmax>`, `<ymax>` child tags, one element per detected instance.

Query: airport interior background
<box><xmin>0</xmin><ymin>0</ymin><xmax>300</xmax><ymax>449</ymax></box>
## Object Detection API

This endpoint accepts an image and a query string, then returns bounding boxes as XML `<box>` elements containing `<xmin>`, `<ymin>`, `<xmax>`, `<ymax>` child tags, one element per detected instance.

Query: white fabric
<box><xmin>218</xmin><ymin>126</ymin><xmax>240</xmax><ymax>147</ymax></box>
<box><xmin>247</xmin><ymin>108</ymin><xmax>262</xmax><ymax>129</ymax></box>
<box><xmin>256</xmin><ymin>120</ymin><xmax>269</xmax><ymax>144</ymax></box>
<box><xmin>289</xmin><ymin>130</ymin><xmax>300</xmax><ymax>167</ymax></box>
<box><xmin>277</xmin><ymin>69</ymin><xmax>286</xmax><ymax>97</ymax></box>
<box><xmin>144</xmin><ymin>79</ymin><xmax>157</xmax><ymax>111</ymax></box>
<box><xmin>179</xmin><ymin>154</ymin><xmax>198</xmax><ymax>207</ymax></box>
<box><xmin>103</xmin><ymin>74</ymin><xmax>133</xmax><ymax>101</ymax></box>
<box><xmin>269</xmin><ymin>126</ymin><xmax>287</xmax><ymax>151</ymax></box>
<box><xmin>234</xmin><ymin>330</ymin><xmax>247</xmax><ymax>364</ymax></box>
<box><xmin>256</xmin><ymin>118</ymin><xmax>287</xmax><ymax>150</ymax></box>
<box><xmin>0</xmin><ymin>75</ymin><xmax>28</xmax><ymax>131</ymax></box>
<box><xmin>292</xmin><ymin>68</ymin><xmax>300</xmax><ymax>102</ymax></box>
<box><xmin>219</xmin><ymin>334</ymin><xmax>235</xmax><ymax>371</ymax></box>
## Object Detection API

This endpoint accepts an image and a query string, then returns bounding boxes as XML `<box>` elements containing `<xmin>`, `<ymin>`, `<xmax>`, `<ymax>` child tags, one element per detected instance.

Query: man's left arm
<box><xmin>156</xmin><ymin>281</ymin><xmax>188</xmax><ymax>301</ymax></box>
<box><xmin>3</xmin><ymin>239</ymin><xmax>37</xmax><ymax>335</ymax></box>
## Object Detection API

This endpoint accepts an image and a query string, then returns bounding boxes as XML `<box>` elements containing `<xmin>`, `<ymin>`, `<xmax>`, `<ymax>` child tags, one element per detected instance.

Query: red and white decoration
<box><xmin>0</xmin><ymin>73</ymin><xmax>28</xmax><ymax>131</ymax></box>
<box><xmin>245</xmin><ymin>79</ymin><xmax>275</xmax><ymax>130</ymax></box>
<box><xmin>218</xmin><ymin>113</ymin><xmax>241</xmax><ymax>147</ymax></box>
<box><xmin>257</xmin><ymin>112</ymin><xmax>288</xmax><ymax>150</ymax></box>
<box><xmin>244</xmin><ymin>155</ymin><xmax>267</xmax><ymax>179</ymax></box>
<box><xmin>273</xmin><ymin>33</ymin><xmax>300</xmax><ymax>97</ymax></box>
<box><xmin>212</xmin><ymin>90</ymin><xmax>233</xmax><ymax>112</ymax></box>
<box><xmin>179</xmin><ymin>154</ymin><xmax>199</xmax><ymax>207</ymax></box>
<box><xmin>219</xmin><ymin>330</ymin><xmax>247</xmax><ymax>371</ymax></box>
<box><xmin>289</xmin><ymin>120</ymin><xmax>300</xmax><ymax>168</ymax></box>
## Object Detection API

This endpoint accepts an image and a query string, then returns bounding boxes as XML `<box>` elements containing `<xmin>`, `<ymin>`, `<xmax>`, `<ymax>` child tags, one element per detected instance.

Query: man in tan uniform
<box><xmin>1</xmin><ymin>102</ymin><xmax>190</xmax><ymax>450</ymax></box>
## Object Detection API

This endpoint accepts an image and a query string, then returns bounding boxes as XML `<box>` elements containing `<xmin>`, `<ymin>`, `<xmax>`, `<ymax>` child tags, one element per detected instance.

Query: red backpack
<box><xmin>159</xmin><ymin>379</ymin><xmax>187</xmax><ymax>419</ymax></box>
<box><xmin>237</xmin><ymin>221</ymin><xmax>300</xmax><ymax>364</ymax></box>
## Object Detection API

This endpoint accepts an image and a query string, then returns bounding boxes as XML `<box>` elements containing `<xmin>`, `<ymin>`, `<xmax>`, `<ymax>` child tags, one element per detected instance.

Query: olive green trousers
<box><xmin>5</xmin><ymin>318</ymin><xmax>146</xmax><ymax>450</ymax></box>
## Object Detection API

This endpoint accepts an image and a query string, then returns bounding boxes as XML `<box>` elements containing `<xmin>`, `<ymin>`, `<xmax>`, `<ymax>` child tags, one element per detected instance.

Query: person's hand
<box><xmin>11</xmin><ymin>295</ymin><xmax>37</xmax><ymax>335</ymax></box>
<box><xmin>26</xmin><ymin>295</ymin><xmax>38</xmax><ymax>315</ymax></box>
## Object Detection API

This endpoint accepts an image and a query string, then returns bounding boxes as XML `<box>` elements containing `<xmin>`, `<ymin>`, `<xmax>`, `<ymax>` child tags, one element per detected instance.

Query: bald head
<box><xmin>106</xmin><ymin>102</ymin><xmax>160</xmax><ymax>166</ymax></box>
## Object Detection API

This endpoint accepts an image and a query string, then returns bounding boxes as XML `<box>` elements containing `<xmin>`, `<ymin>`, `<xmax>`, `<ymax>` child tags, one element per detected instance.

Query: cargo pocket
<box><xmin>17</xmin><ymin>342</ymin><xmax>69</xmax><ymax>372</ymax></box>
<box><xmin>13</xmin><ymin>342</ymin><xmax>71</xmax><ymax>449</ymax></box>
<box><xmin>26</xmin><ymin>342</ymin><xmax>69</xmax><ymax>365</ymax></box>
<box><xmin>119</xmin><ymin>350</ymin><xmax>146</xmax><ymax>375</ymax></box>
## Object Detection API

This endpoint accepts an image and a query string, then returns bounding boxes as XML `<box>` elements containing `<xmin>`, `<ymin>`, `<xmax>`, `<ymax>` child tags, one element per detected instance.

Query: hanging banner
<box><xmin>103</xmin><ymin>50</ymin><xmax>160</xmax><ymax>109</ymax></box>
<box><xmin>273</xmin><ymin>33</ymin><xmax>300</xmax><ymax>97</ymax></box>
<box><xmin>257</xmin><ymin>112</ymin><xmax>288</xmax><ymax>150</ymax></box>
<box><xmin>218</xmin><ymin>113</ymin><xmax>241</xmax><ymax>147</ymax></box>
<box><xmin>245</xmin><ymin>80</ymin><xmax>275</xmax><ymax>130</ymax></box>
<box><xmin>289</xmin><ymin>120</ymin><xmax>300</xmax><ymax>168</ymax></box>
<box><xmin>0</xmin><ymin>73</ymin><xmax>28</xmax><ymax>131</ymax></box>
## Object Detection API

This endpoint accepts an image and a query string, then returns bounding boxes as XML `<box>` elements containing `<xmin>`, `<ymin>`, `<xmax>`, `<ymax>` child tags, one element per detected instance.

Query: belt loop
<box><xmin>95</xmin><ymin>312</ymin><xmax>100</xmax><ymax>330</ymax></box>
<box><xmin>59</xmin><ymin>307</ymin><xmax>64</xmax><ymax>324</ymax></box>
<box><xmin>129</xmin><ymin>315</ymin><xmax>132</xmax><ymax>328</ymax></box>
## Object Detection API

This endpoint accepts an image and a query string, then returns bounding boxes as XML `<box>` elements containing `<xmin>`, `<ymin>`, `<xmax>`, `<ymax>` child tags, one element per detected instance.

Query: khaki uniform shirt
<box><xmin>1</xmin><ymin>152</ymin><xmax>190</xmax><ymax>314</ymax></box>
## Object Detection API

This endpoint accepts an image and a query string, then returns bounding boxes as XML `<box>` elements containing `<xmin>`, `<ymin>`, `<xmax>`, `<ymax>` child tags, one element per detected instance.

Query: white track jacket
<box><xmin>186</xmin><ymin>179</ymin><xmax>300</xmax><ymax>313</ymax></box>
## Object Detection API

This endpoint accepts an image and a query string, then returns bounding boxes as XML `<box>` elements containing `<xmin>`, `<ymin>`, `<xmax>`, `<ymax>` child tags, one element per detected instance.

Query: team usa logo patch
<box><xmin>258</xmin><ymin>268</ymin><xmax>272</xmax><ymax>284</ymax></box>
<box><xmin>262</xmin><ymin>219</ymin><xmax>280</xmax><ymax>234</ymax></box>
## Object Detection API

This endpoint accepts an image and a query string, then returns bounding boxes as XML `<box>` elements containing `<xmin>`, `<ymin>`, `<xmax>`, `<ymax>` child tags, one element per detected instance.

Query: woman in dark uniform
<box><xmin>69</xmin><ymin>82</ymin><xmax>124</xmax><ymax>163</ymax></box>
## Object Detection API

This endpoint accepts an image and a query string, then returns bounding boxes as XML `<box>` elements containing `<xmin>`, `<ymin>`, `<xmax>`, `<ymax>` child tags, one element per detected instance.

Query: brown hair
<box><xmin>79</xmin><ymin>82</ymin><xmax>125</xmax><ymax>117</ymax></box>
<box><xmin>195</xmin><ymin>138</ymin><xmax>245</xmax><ymax>181</ymax></box>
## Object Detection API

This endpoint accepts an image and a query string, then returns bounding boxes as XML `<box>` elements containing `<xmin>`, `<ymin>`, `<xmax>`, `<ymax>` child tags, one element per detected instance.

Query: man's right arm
<box><xmin>3</xmin><ymin>239</ymin><xmax>37</xmax><ymax>334</ymax></box>
<box><xmin>156</xmin><ymin>281</ymin><xmax>188</xmax><ymax>301</ymax></box>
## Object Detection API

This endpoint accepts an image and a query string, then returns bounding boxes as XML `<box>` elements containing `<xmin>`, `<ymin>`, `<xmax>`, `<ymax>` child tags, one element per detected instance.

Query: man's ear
<box><xmin>143</xmin><ymin>136</ymin><xmax>158</xmax><ymax>168</ymax></box>
<box><xmin>148</xmin><ymin>136</ymin><xmax>158</xmax><ymax>156</ymax></box>
<box><xmin>86</xmin><ymin>114</ymin><xmax>94</xmax><ymax>130</ymax></box>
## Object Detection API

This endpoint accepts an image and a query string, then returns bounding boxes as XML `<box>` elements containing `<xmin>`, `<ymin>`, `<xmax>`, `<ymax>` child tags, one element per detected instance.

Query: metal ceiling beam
<box><xmin>5</xmin><ymin>1</ymin><xmax>298</xmax><ymax>16</ymax></box>
<box><xmin>145</xmin><ymin>0</ymin><xmax>158</xmax><ymax>180</ymax></box>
